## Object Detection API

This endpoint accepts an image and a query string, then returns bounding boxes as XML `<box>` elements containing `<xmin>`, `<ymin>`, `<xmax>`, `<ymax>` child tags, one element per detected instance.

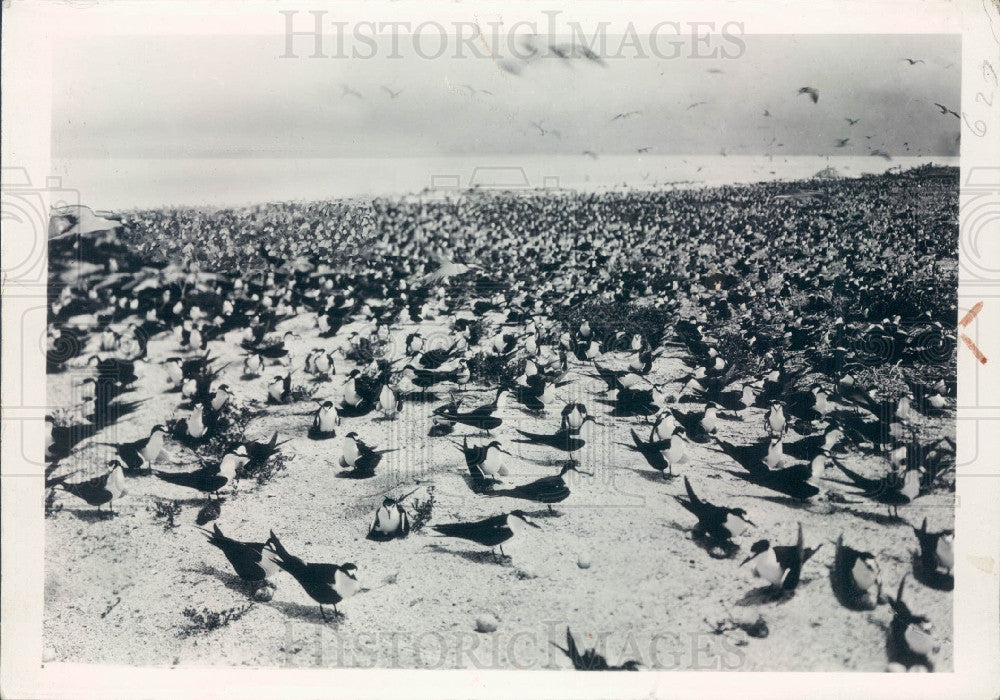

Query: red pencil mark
<box><xmin>960</xmin><ymin>301</ymin><xmax>983</xmax><ymax>328</ymax></box>
<box><xmin>961</xmin><ymin>333</ymin><xmax>988</xmax><ymax>364</ymax></box>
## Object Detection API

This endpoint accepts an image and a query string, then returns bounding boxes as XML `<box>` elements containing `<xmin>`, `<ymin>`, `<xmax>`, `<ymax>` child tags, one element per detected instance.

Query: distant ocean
<box><xmin>53</xmin><ymin>155</ymin><xmax>958</xmax><ymax>211</ymax></box>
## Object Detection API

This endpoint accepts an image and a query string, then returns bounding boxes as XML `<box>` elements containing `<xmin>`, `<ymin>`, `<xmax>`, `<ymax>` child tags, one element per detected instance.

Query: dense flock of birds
<box><xmin>45</xmin><ymin>166</ymin><xmax>956</xmax><ymax>671</ymax></box>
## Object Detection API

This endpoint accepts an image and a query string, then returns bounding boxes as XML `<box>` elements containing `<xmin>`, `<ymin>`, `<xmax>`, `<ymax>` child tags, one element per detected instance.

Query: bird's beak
<box><xmin>739</xmin><ymin>555</ymin><xmax>753</xmax><ymax>567</ymax></box>
<box><xmin>745</xmin><ymin>519</ymin><xmax>757</xmax><ymax>528</ymax></box>
<box><xmin>526</xmin><ymin>519</ymin><xmax>541</xmax><ymax>529</ymax></box>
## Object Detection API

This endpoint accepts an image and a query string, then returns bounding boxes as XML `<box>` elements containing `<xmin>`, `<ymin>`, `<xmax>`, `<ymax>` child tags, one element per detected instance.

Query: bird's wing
<box><xmin>305</xmin><ymin>562</ymin><xmax>341</xmax><ymax>584</ymax></box>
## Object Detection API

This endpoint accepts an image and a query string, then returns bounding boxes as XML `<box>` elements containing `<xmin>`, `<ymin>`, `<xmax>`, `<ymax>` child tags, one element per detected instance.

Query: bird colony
<box><xmin>45</xmin><ymin>166</ymin><xmax>956</xmax><ymax>671</ymax></box>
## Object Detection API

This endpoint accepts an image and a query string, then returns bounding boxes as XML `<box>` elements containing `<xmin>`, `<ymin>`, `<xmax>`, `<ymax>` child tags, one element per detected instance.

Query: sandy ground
<box><xmin>44</xmin><ymin>309</ymin><xmax>954</xmax><ymax>672</ymax></box>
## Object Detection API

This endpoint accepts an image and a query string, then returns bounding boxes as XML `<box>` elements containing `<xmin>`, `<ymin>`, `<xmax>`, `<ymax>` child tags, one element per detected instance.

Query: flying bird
<box><xmin>797</xmin><ymin>87</ymin><xmax>819</xmax><ymax>103</ymax></box>
<box><xmin>934</xmin><ymin>103</ymin><xmax>960</xmax><ymax>119</ymax></box>
<box><xmin>902</xmin><ymin>58</ymin><xmax>925</xmax><ymax>65</ymax></box>
<box><xmin>686</xmin><ymin>101</ymin><xmax>708</xmax><ymax>110</ymax></box>
<box><xmin>845</xmin><ymin>117</ymin><xmax>860</xmax><ymax>125</ymax></box>
<box><xmin>381</xmin><ymin>86</ymin><xmax>402</xmax><ymax>99</ymax></box>
<box><xmin>835</xmin><ymin>138</ymin><xmax>850</xmax><ymax>148</ymax></box>
<box><xmin>458</xmin><ymin>84</ymin><xmax>493</xmax><ymax>97</ymax></box>
<box><xmin>611</xmin><ymin>111</ymin><xmax>641</xmax><ymax>121</ymax></box>
<box><xmin>340</xmin><ymin>84</ymin><xmax>362</xmax><ymax>99</ymax></box>
<box><xmin>419</xmin><ymin>257</ymin><xmax>478</xmax><ymax>285</ymax></box>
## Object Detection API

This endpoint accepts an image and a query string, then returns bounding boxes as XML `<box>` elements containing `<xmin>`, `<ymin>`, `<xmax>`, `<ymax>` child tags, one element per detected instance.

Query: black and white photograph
<box><xmin>3</xmin><ymin>1</ymin><xmax>999</xmax><ymax>696</ymax></box>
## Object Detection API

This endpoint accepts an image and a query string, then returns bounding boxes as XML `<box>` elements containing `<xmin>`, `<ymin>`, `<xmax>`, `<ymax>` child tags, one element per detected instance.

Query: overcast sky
<box><xmin>53</xmin><ymin>32</ymin><xmax>961</xmax><ymax>159</ymax></box>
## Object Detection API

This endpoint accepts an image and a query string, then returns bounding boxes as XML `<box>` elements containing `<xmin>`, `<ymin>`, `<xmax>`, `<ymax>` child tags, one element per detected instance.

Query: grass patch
<box><xmin>236</xmin><ymin>452</ymin><xmax>292</xmax><ymax>487</ymax></box>
<box><xmin>177</xmin><ymin>603</ymin><xmax>254</xmax><ymax>637</ymax></box>
<box><xmin>148</xmin><ymin>498</ymin><xmax>183</xmax><ymax>530</ymax></box>
<box><xmin>409</xmin><ymin>486</ymin><xmax>435</xmax><ymax>533</ymax></box>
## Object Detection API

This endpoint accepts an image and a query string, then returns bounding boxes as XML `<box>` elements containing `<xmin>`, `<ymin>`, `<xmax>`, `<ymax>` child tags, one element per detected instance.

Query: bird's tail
<box><xmin>266</xmin><ymin>530</ymin><xmax>291</xmax><ymax>561</ymax></box>
<box><xmin>195</xmin><ymin>523</ymin><xmax>224</xmax><ymax>543</ymax></box>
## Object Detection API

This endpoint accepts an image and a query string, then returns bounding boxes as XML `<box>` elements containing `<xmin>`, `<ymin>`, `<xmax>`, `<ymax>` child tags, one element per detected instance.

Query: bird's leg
<box><xmin>548</xmin><ymin>505</ymin><xmax>555</xmax><ymax>515</ymax></box>
<box><xmin>320</xmin><ymin>605</ymin><xmax>328</xmax><ymax>622</ymax></box>
<box><xmin>499</xmin><ymin>544</ymin><xmax>506</xmax><ymax>558</ymax></box>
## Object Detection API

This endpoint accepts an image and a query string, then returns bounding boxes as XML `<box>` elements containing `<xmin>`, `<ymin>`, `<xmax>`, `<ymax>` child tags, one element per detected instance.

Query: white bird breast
<box><xmin>219</xmin><ymin>452</ymin><xmax>248</xmax><ymax>480</ymax></box>
<box><xmin>851</xmin><ymin>559</ymin><xmax>878</xmax><ymax>592</ymax></box>
<box><xmin>315</xmin><ymin>354</ymin><xmax>331</xmax><ymax>373</ymax></box>
<box><xmin>723</xmin><ymin>513</ymin><xmax>752</xmax><ymax>539</ymax></box>
<box><xmin>936</xmin><ymin>536</ymin><xmax>954</xmax><ymax>570</ymax></box>
<box><xmin>343</xmin><ymin>438</ymin><xmax>360</xmax><ymax>466</ymax></box>
<box><xmin>374</xmin><ymin>505</ymin><xmax>402</xmax><ymax>533</ymax></box>
<box><xmin>379</xmin><ymin>386</ymin><xmax>397</xmax><ymax>411</ymax></box>
<box><xmin>481</xmin><ymin>446</ymin><xmax>503</xmax><ymax>475</ymax></box>
<box><xmin>334</xmin><ymin>569</ymin><xmax>362</xmax><ymax>600</ymax></box>
<box><xmin>142</xmin><ymin>431</ymin><xmax>164</xmax><ymax>461</ymax></box>
<box><xmin>344</xmin><ymin>380</ymin><xmax>361</xmax><ymax>406</ymax></box>
<box><xmin>566</xmin><ymin>409</ymin><xmax>583</xmax><ymax>429</ymax></box>
<box><xmin>317</xmin><ymin>407</ymin><xmax>337</xmax><ymax>432</ymax></box>
<box><xmin>751</xmin><ymin>549</ymin><xmax>785</xmax><ymax>586</ymax></box>
<box><xmin>188</xmin><ymin>409</ymin><xmax>206</xmax><ymax>438</ymax></box>
<box><xmin>904</xmin><ymin>624</ymin><xmax>936</xmax><ymax>657</ymax></box>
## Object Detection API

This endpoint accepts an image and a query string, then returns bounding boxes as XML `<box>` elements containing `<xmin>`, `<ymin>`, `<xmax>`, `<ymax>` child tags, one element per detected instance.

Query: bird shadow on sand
<box><xmin>265</xmin><ymin>599</ymin><xmax>346</xmax><ymax>626</ymax></box>
<box><xmin>620</xmin><ymin>466</ymin><xmax>678</xmax><ymax>483</ymax></box>
<box><xmin>425</xmin><ymin>543</ymin><xmax>512</xmax><ymax>566</ymax></box>
<box><xmin>68</xmin><ymin>509</ymin><xmax>117</xmax><ymax>522</ymax></box>
<box><xmin>335</xmin><ymin>469</ymin><xmax>377</xmax><ymax>480</ymax></box>
<box><xmin>518</xmin><ymin>507</ymin><xmax>565</xmax><ymax>519</ymax></box>
<box><xmin>181</xmin><ymin>563</ymin><xmax>255</xmax><ymax>597</ymax></box>
<box><xmin>835</xmin><ymin>506</ymin><xmax>910</xmax><ymax>527</ymax></box>
<box><xmin>736</xmin><ymin>585</ymin><xmax>795</xmax><ymax>607</ymax></box>
<box><xmin>169</xmin><ymin>496</ymin><xmax>222</xmax><ymax>507</ymax></box>
<box><xmin>746</xmin><ymin>494</ymin><xmax>823</xmax><ymax>511</ymax></box>
<box><xmin>459</xmin><ymin>474</ymin><xmax>497</xmax><ymax>495</ymax></box>
<box><xmin>663</xmin><ymin>521</ymin><xmax>739</xmax><ymax>560</ymax></box>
